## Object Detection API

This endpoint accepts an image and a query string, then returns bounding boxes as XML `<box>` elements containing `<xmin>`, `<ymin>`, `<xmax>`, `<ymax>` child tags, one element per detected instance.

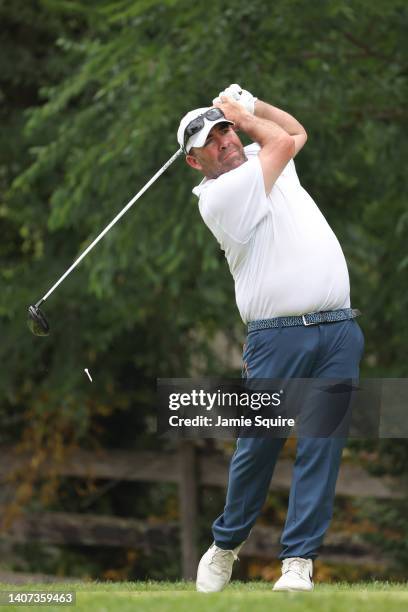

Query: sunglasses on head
<box><xmin>183</xmin><ymin>108</ymin><xmax>226</xmax><ymax>151</ymax></box>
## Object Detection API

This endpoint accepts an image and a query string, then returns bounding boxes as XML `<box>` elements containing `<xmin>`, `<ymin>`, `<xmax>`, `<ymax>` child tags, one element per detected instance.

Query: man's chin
<box><xmin>220</xmin><ymin>154</ymin><xmax>246</xmax><ymax>174</ymax></box>
<box><xmin>209</xmin><ymin>153</ymin><xmax>247</xmax><ymax>179</ymax></box>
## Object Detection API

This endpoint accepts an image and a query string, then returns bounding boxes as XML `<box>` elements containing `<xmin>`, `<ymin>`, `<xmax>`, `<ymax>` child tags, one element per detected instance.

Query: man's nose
<box><xmin>218</xmin><ymin>134</ymin><xmax>230</xmax><ymax>149</ymax></box>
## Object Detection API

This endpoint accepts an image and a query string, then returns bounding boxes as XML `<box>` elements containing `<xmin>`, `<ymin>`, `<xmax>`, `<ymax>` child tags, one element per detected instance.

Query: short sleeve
<box><xmin>279</xmin><ymin>158</ymin><xmax>300</xmax><ymax>185</ymax></box>
<box><xmin>198</xmin><ymin>155</ymin><xmax>269</xmax><ymax>245</ymax></box>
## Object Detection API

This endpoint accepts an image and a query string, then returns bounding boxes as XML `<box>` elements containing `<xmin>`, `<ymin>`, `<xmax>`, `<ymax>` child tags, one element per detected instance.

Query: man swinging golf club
<box><xmin>177</xmin><ymin>84</ymin><xmax>364</xmax><ymax>592</ymax></box>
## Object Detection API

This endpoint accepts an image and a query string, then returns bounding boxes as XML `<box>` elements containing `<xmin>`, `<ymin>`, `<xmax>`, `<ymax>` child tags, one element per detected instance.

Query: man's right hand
<box><xmin>213</xmin><ymin>84</ymin><xmax>257</xmax><ymax>115</ymax></box>
<box><xmin>213</xmin><ymin>95</ymin><xmax>253</xmax><ymax>129</ymax></box>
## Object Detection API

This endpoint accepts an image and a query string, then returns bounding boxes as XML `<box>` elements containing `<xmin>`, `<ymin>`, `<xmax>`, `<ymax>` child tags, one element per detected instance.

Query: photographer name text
<box><xmin>168</xmin><ymin>415</ymin><xmax>295</xmax><ymax>428</ymax></box>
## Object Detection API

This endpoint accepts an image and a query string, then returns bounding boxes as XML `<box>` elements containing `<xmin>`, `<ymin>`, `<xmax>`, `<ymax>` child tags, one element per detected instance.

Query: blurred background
<box><xmin>0</xmin><ymin>0</ymin><xmax>407</xmax><ymax>584</ymax></box>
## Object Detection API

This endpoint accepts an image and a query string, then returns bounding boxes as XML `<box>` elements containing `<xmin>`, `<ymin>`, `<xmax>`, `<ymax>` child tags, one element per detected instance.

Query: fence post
<box><xmin>179</xmin><ymin>440</ymin><xmax>198</xmax><ymax>580</ymax></box>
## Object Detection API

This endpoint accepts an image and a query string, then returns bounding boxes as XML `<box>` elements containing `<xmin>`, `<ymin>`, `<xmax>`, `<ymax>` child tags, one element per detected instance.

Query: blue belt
<box><xmin>247</xmin><ymin>308</ymin><xmax>361</xmax><ymax>332</ymax></box>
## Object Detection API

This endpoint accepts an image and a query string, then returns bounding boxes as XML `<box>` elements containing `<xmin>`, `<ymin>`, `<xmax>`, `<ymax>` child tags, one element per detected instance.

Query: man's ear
<box><xmin>185</xmin><ymin>154</ymin><xmax>203</xmax><ymax>171</ymax></box>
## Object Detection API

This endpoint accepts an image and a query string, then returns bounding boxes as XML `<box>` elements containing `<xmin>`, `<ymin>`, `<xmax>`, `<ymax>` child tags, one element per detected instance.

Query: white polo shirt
<box><xmin>192</xmin><ymin>143</ymin><xmax>350</xmax><ymax>323</ymax></box>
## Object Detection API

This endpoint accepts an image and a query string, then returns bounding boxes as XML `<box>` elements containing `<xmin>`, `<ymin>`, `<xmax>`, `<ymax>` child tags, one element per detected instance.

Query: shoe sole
<box><xmin>273</xmin><ymin>586</ymin><xmax>314</xmax><ymax>592</ymax></box>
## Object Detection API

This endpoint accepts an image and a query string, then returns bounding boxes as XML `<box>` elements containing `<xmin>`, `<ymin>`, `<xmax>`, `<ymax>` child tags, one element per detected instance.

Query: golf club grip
<box><xmin>40</xmin><ymin>148</ymin><xmax>183</xmax><ymax>303</ymax></box>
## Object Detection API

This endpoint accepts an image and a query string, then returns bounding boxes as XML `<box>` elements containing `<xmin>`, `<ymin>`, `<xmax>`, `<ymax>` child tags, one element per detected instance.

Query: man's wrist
<box><xmin>253</xmin><ymin>99</ymin><xmax>270</xmax><ymax>119</ymax></box>
<box><xmin>235</xmin><ymin>109</ymin><xmax>256</xmax><ymax>132</ymax></box>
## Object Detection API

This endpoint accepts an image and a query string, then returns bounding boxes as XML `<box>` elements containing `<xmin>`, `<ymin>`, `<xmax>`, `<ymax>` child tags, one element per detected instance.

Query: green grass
<box><xmin>0</xmin><ymin>581</ymin><xmax>407</xmax><ymax>611</ymax></box>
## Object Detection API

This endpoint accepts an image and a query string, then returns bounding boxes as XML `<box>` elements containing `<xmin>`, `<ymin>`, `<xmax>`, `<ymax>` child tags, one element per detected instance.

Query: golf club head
<box><xmin>27</xmin><ymin>305</ymin><xmax>50</xmax><ymax>336</ymax></box>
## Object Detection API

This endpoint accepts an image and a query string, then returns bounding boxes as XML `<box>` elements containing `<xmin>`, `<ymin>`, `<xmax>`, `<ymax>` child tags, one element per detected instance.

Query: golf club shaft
<box><xmin>37</xmin><ymin>148</ymin><xmax>183</xmax><ymax>307</ymax></box>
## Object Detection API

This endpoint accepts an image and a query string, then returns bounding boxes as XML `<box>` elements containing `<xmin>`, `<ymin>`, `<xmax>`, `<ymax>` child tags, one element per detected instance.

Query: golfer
<box><xmin>177</xmin><ymin>84</ymin><xmax>364</xmax><ymax>592</ymax></box>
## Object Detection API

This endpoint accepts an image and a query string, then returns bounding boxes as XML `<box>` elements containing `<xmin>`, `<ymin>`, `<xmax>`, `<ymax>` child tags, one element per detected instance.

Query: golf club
<box><xmin>28</xmin><ymin>147</ymin><xmax>183</xmax><ymax>336</ymax></box>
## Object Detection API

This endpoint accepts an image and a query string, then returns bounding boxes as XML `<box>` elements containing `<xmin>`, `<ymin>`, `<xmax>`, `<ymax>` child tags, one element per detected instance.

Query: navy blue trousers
<box><xmin>213</xmin><ymin>319</ymin><xmax>364</xmax><ymax>559</ymax></box>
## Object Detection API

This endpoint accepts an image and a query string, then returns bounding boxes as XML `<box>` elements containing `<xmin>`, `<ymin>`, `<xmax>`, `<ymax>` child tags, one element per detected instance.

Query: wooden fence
<box><xmin>0</xmin><ymin>443</ymin><xmax>404</xmax><ymax>581</ymax></box>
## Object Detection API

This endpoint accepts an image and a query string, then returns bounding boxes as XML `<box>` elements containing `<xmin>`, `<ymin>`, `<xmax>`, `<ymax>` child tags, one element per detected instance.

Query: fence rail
<box><xmin>1</xmin><ymin>510</ymin><xmax>387</xmax><ymax>567</ymax></box>
<box><xmin>0</xmin><ymin>446</ymin><xmax>403</xmax><ymax>497</ymax></box>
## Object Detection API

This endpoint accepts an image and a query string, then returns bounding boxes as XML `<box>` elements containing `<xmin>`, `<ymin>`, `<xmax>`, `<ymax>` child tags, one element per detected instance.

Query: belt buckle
<box><xmin>302</xmin><ymin>314</ymin><xmax>316</xmax><ymax>326</ymax></box>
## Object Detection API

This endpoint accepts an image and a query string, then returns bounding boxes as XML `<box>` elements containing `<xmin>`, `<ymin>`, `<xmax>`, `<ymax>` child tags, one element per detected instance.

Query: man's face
<box><xmin>185</xmin><ymin>123</ymin><xmax>247</xmax><ymax>179</ymax></box>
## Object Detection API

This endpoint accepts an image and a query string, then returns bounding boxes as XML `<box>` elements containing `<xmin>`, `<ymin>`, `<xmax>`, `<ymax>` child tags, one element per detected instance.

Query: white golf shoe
<box><xmin>273</xmin><ymin>557</ymin><xmax>314</xmax><ymax>592</ymax></box>
<box><xmin>196</xmin><ymin>542</ymin><xmax>243</xmax><ymax>592</ymax></box>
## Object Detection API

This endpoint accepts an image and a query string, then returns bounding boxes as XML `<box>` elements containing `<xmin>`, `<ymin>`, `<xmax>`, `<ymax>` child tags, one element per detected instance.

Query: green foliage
<box><xmin>3</xmin><ymin>0</ymin><xmax>407</xmax><ymax>391</ymax></box>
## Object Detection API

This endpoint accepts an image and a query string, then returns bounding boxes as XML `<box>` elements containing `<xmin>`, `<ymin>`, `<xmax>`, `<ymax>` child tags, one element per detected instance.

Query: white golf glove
<box><xmin>212</xmin><ymin>83</ymin><xmax>257</xmax><ymax>114</ymax></box>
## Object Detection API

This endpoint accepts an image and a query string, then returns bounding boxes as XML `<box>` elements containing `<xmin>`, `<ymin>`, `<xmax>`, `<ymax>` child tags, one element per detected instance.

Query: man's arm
<box><xmin>213</xmin><ymin>85</ymin><xmax>307</xmax><ymax>157</ymax></box>
<box><xmin>254</xmin><ymin>100</ymin><xmax>307</xmax><ymax>156</ymax></box>
<box><xmin>214</xmin><ymin>96</ymin><xmax>295</xmax><ymax>195</ymax></box>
